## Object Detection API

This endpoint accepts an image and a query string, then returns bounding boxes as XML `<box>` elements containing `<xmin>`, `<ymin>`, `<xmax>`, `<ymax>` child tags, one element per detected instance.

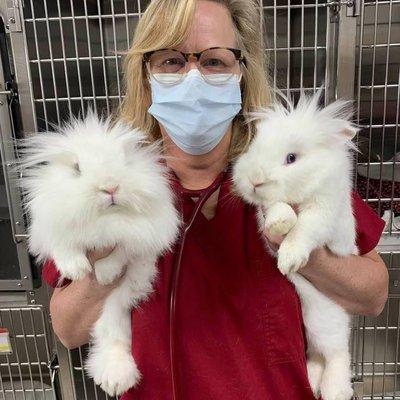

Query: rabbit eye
<box><xmin>73</xmin><ymin>162</ymin><xmax>81</xmax><ymax>174</ymax></box>
<box><xmin>286</xmin><ymin>153</ymin><xmax>297</xmax><ymax>165</ymax></box>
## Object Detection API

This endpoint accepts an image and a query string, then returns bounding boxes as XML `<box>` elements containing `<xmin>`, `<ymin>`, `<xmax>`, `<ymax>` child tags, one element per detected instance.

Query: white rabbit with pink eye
<box><xmin>15</xmin><ymin>112</ymin><xmax>180</xmax><ymax>397</ymax></box>
<box><xmin>232</xmin><ymin>90</ymin><xmax>359</xmax><ymax>400</ymax></box>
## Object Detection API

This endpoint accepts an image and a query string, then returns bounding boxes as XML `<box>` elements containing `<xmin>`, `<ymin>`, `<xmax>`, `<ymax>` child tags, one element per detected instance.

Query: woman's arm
<box><xmin>49</xmin><ymin>248</ymin><xmax>125</xmax><ymax>349</ymax></box>
<box><xmin>298</xmin><ymin>247</ymin><xmax>388</xmax><ymax>317</ymax></box>
<box><xmin>264</xmin><ymin>231</ymin><xmax>388</xmax><ymax>317</ymax></box>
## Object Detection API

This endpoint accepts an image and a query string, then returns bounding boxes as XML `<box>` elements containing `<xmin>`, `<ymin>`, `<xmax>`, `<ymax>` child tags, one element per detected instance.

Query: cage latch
<box><xmin>327</xmin><ymin>0</ymin><xmax>360</xmax><ymax>18</ymax></box>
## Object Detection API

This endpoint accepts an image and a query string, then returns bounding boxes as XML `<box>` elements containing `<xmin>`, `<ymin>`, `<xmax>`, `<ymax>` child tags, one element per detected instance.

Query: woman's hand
<box><xmin>50</xmin><ymin>246</ymin><xmax>127</xmax><ymax>349</ymax></box>
<box><xmin>263</xmin><ymin>204</ymin><xmax>299</xmax><ymax>251</ymax></box>
<box><xmin>87</xmin><ymin>246</ymin><xmax>115</xmax><ymax>267</ymax></box>
<box><xmin>263</xmin><ymin>230</ymin><xmax>285</xmax><ymax>252</ymax></box>
<box><xmin>86</xmin><ymin>246</ymin><xmax>127</xmax><ymax>288</ymax></box>
<box><xmin>262</xmin><ymin>203</ymin><xmax>388</xmax><ymax>316</ymax></box>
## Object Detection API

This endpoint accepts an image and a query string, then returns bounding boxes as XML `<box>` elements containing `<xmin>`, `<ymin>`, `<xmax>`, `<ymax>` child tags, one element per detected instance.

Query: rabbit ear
<box><xmin>341</xmin><ymin>125</ymin><xmax>358</xmax><ymax>140</ymax></box>
<box><xmin>15</xmin><ymin>132</ymin><xmax>76</xmax><ymax>171</ymax></box>
<box><xmin>315</xmin><ymin>97</ymin><xmax>359</xmax><ymax>146</ymax></box>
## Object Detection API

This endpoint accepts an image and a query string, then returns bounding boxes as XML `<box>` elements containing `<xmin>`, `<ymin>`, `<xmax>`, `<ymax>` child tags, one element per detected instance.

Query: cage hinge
<box><xmin>326</xmin><ymin>0</ymin><xmax>360</xmax><ymax>18</ymax></box>
<box><xmin>6</xmin><ymin>0</ymin><xmax>22</xmax><ymax>32</ymax></box>
<box><xmin>352</xmin><ymin>380</ymin><xmax>364</xmax><ymax>399</ymax></box>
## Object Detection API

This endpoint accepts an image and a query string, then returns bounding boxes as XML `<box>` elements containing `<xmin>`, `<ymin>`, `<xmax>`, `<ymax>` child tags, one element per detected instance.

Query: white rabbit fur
<box><xmin>232</xmin><ymin>91</ymin><xmax>359</xmax><ymax>400</ymax></box>
<box><xmin>16</xmin><ymin>112</ymin><xmax>180</xmax><ymax>396</ymax></box>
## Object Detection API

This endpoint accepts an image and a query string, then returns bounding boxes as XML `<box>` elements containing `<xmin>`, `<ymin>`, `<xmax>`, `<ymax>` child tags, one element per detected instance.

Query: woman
<box><xmin>43</xmin><ymin>1</ymin><xmax>388</xmax><ymax>399</ymax></box>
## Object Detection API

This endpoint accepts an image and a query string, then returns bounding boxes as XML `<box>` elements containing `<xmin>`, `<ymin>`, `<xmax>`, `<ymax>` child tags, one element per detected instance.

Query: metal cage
<box><xmin>0</xmin><ymin>0</ymin><xmax>398</xmax><ymax>399</ymax></box>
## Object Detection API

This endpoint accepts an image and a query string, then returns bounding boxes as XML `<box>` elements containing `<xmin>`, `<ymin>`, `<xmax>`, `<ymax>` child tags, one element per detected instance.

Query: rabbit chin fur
<box><xmin>232</xmin><ymin>91</ymin><xmax>359</xmax><ymax>400</ymax></box>
<box><xmin>17</xmin><ymin>113</ymin><xmax>180</xmax><ymax>396</ymax></box>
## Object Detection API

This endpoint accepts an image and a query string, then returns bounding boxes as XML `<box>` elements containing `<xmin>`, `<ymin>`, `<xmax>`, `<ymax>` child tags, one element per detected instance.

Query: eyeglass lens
<box><xmin>148</xmin><ymin>48</ymin><xmax>241</xmax><ymax>84</ymax></box>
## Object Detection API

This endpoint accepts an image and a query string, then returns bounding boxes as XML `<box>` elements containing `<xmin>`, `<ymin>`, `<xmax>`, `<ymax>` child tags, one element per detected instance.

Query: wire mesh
<box><xmin>352</xmin><ymin>1</ymin><xmax>400</xmax><ymax>399</ymax></box>
<box><xmin>0</xmin><ymin>307</ymin><xmax>54</xmax><ymax>400</ymax></box>
<box><xmin>6</xmin><ymin>0</ymin><xmax>399</xmax><ymax>399</ymax></box>
<box><xmin>262</xmin><ymin>0</ymin><xmax>329</xmax><ymax>98</ymax></box>
<box><xmin>22</xmin><ymin>0</ymin><xmax>150</xmax><ymax>130</ymax></box>
<box><xmin>352</xmin><ymin>252</ymin><xmax>400</xmax><ymax>400</ymax></box>
<box><xmin>354</xmin><ymin>0</ymin><xmax>400</xmax><ymax>234</ymax></box>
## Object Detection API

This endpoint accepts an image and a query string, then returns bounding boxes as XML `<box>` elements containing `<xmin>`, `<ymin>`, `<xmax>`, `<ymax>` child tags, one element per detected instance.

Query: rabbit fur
<box><xmin>232</xmin><ymin>90</ymin><xmax>359</xmax><ymax>400</ymax></box>
<box><xmin>16</xmin><ymin>112</ymin><xmax>180</xmax><ymax>396</ymax></box>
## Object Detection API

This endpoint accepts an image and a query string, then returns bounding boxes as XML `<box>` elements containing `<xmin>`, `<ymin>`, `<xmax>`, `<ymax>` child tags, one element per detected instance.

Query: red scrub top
<box><xmin>42</xmin><ymin>166</ymin><xmax>385</xmax><ymax>400</ymax></box>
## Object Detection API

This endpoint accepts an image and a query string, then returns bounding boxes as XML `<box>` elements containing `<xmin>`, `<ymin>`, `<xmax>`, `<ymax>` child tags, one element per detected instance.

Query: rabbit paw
<box><xmin>87</xmin><ymin>343</ymin><xmax>141</xmax><ymax>397</ymax></box>
<box><xmin>94</xmin><ymin>258</ymin><xmax>124</xmax><ymax>286</ymax></box>
<box><xmin>277</xmin><ymin>241</ymin><xmax>310</xmax><ymax>275</ymax></box>
<box><xmin>320</xmin><ymin>382</ymin><xmax>353</xmax><ymax>400</ymax></box>
<box><xmin>58</xmin><ymin>255</ymin><xmax>92</xmax><ymax>281</ymax></box>
<box><xmin>307</xmin><ymin>356</ymin><xmax>324</xmax><ymax>397</ymax></box>
<box><xmin>265</xmin><ymin>203</ymin><xmax>297</xmax><ymax>236</ymax></box>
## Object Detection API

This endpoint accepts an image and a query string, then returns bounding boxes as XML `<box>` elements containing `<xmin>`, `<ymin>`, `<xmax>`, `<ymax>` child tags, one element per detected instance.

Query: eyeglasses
<box><xmin>143</xmin><ymin>47</ymin><xmax>245</xmax><ymax>85</ymax></box>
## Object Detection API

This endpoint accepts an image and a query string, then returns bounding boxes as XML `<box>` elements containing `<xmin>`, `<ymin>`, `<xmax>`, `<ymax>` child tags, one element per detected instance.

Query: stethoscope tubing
<box><xmin>169</xmin><ymin>170</ymin><xmax>227</xmax><ymax>400</ymax></box>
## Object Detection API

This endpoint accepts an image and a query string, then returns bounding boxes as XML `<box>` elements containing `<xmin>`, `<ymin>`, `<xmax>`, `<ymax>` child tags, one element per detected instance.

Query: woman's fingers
<box><xmin>263</xmin><ymin>203</ymin><xmax>299</xmax><ymax>251</ymax></box>
<box><xmin>263</xmin><ymin>228</ymin><xmax>285</xmax><ymax>251</ymax></box>
<box><xmin>86</xmin><ymin>245</ymin><xmax>116</xmax><ymax>266</ymax></box>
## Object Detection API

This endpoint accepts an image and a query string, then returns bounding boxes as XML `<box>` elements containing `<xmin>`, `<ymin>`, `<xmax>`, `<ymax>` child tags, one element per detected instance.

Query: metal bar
<box><xmin>34</xmin><ymin>95</ymin><xmax>121</xmax><ymax>102</ymax></box>
<box><xmin>29</xmin><ymin>55</ymin><xmax>125</xmax><ymax>63</ymax></box>
<box><xmin>381</xmin><ymin>298</ymin><xmax>390</xmax><ymax>395</ymax></box>
<box><xmin>361</xmin><ymin>43</ymin><xmax>400</xmax><ymax>48</ymax></box>
<box><xmin>56</xmin><ymin>0</ymin><xmax>73</xmax><ymax>115</ymax></box>
<box><xmin>365</xmin><ymin>0</ymin><xmax>379</xmax><ymax>203</ymax></box>
<box><xmin>363</xmin><ymin>0</ymin><xmax>400</xmax><ymax>5</ymax></box>
<box><xmin>0</xmin><ymin>311</ymin><xmax>16</xmax><ymax>400</ymax></box>
<box><xmin>286</xmin><ymin>0</ymin><xmax>290</xmax><ymax>97</ymax></box>
<box><xmin>77</xmin><ymin>346</ymin><xmax>89</xmax><ymax>400</ymax></box>
<box><xmin>83</xmin><ymin>0</ymin><xmax>98</xmax><ymax>110</ymax></box>
<box><xmin>8</xmin><ymin>309</ymin><xmax>27</xmax><ymax>400</ymax></box>
<box><xmin>4</xmin><ymin>0</ymin><xmax>37</xmax><ymax>133</ymax></box>
<box><xmin>354</xmin><ymin>0</ymin><xmax>365</xmax><ymax>191</ymax></box>
<box><xmin>324</xmin><ymin>1</ymin><xmax>340</xmax><ymax>103</ymax></box>
<box><xmin>124</xmin><ymin>0</ymin><xmax>130</xmax><ymax>49</ymax></box>
<box><xmin>394</xmin><ymin>290</ymin><xmax>400</xmax><ymax>396</ymax></box>
<box><xmin>313</xmin><ymin>0</ymin><xmax>318</xmax><ymax>92</ymax></box>
<box><xmin>273</xmin><ymin>0</ymin><xmax>277</xmax><ymax>88</ymax></box>
<box><xmin>376</xmin><ymin>0</ymin><xmax>394</xmax><ymax>217</ymax></box>
<box><xmin>24</xmin><ymin>13</ymin><xmax>142</xmax><ymax>22</ymax></box>
<box><xmin>29</xmin><ymin>309</ymin><xmax>46</xmax><ymax>397</ymax></box>
<box><xmin>69</xmin><ymin>0</ymin><xmax>85</xmax><ymax>110</ymax></box>
<box><xmin>95</xmin><ymin>0</ymin><xmax>110</xmax><ymax>115</ymax></box>
<box><xmin>390</xmin><ymin>66</ymin><xmax>400</xmax><ymax>236</ymax></box>
<box><xmin>43</xmin><ymin>0</ymin><xmax>61</xmax><ymax>123</ymax></box>
<box><xmin>110</xmin><ymin>0</ymin><xmax>122</xmax><ymax>105</ymax></box>
<box><xmin>262</xmin><ymin>3</ymin><xmax>331</xmax><ymax>10</ymax></box>
<box><xmin>17</xmin><ymin>309</ymin><xmax>37</xmax><ymax>400</ymax></box>
<box><xmin>300</xmin><ymin>0</ymin><xmax>304</xmax><ymax>91</ymax></box>
<box><xmin>29</xmin><ymin>0</ymin><xmax>49</xmax><ymax>130</ymax></box>
<box><xmin>336</xmin><ymin>6</ymin><xmax>357</xmax><ymax>99</ymax></box>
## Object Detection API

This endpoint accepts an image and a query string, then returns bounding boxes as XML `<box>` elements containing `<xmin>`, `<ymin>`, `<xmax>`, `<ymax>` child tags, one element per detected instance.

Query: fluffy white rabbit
<box><xmin>16</xmin><ymin>112</ymin><xmax>180</xmax><ymax>396</ymax></box>
<box><xmin>232</xmin><ymin>91</ymin><xmax>359</xmax><ymax>400</ymax></box>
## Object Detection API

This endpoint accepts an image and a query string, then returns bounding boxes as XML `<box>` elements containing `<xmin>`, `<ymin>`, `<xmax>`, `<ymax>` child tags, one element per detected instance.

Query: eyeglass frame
<box><xmin>143</xmin><ymin>46</ymin><xmax>246</xmax><ymax>65</ymax></box>
<box><xmin>142</xmin><ymin>46</ymin><xmax>246</xmax><ymax>84</ymax></box>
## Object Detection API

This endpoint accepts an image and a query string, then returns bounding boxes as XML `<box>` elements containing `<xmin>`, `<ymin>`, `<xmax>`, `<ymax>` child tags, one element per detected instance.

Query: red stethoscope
<box><xmin>168</xmin><ymin>167</ymin><xmax>228</xmax><ymax>400</ymax></box>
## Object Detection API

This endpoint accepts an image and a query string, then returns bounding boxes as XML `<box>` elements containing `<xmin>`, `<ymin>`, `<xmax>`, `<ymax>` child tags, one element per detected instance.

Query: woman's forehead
<box><xmin>178</xmin><ymin>1</ymin><xmax>237</xmax><ymax>53</ymax></box>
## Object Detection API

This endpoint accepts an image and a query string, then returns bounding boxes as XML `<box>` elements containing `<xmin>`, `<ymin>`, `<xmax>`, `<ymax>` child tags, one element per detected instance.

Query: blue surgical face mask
<box><xmin>148</xmin><ymin>69</ymin><xmax>242</xmax><ymax>155</ymax></box>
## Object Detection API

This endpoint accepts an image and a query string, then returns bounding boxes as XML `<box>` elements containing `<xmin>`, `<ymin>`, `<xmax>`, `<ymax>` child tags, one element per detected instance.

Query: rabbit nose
<box><xmin>100</xmin><ymin>185</ymin><xmax>119</xmax><ymax>195</ymax></box>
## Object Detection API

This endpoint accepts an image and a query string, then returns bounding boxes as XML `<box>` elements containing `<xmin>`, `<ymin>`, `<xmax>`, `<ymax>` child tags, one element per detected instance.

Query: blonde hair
<box><xmin>118</xmin><ymin>0</ymin><xmax>271</xmax><ymax>160</ymax></box>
